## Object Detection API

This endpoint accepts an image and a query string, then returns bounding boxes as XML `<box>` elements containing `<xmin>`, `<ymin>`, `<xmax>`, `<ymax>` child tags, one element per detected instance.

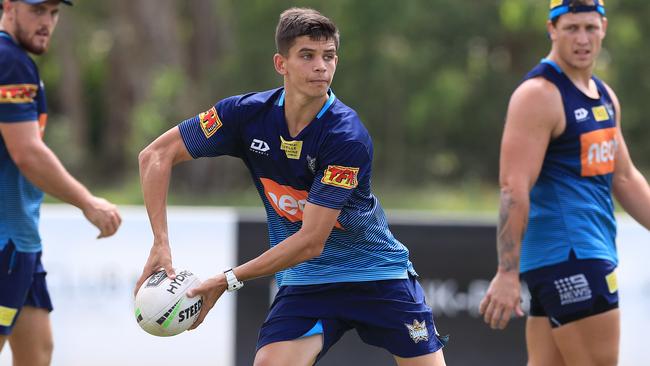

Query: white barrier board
<box><xmin>1</xmin><ymin>205</ymin><xmax>238</xmax><ymax>366</ymax></box>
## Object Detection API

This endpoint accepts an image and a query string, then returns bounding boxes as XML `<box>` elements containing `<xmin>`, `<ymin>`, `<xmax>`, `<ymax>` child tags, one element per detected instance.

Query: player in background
<box><xmin>479</xmin><ymin>1</ymin><xmax>650</xmax><ymax>365</ymax></box>
<box><xmin>0</xmin><ymin>1</ymin><xmax>122</xmax><ymax>365</ymax></box>
<box><xmin>136</xmin><ymin>7</ymin><xmax>447</xmax><ymax>366</ymax></box>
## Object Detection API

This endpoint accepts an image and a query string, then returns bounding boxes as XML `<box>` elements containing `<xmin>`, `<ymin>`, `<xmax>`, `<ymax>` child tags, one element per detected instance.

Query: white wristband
<box><xmin>224</xmin><ymin>268</ymin><xmax>244</xmax><ymax>292</ymax></box>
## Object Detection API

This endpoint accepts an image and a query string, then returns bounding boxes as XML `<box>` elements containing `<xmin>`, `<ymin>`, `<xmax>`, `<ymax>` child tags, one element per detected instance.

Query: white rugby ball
<box><xmin>134</xmin><ymin>269</ymin><xmax>203</xmax><ymax>336</ymax></box>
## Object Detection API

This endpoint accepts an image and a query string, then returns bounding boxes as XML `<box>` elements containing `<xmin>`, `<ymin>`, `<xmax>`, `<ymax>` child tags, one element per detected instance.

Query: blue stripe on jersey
<box><xmin>520</xmin><ymin>61</ymin><xmax>617</xmax><ymax>273</ymax></box>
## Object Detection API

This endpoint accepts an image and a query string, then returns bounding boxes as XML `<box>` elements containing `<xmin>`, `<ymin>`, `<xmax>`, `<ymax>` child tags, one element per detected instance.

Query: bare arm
<box><xmin>0</xmin><ymin>121</ymin><xmax>121</xmax><ymax>237</ymax></box>
<box><xmin>480</xmin><ymin>77</ymin><xmax>564</xmax><ymax>329</ymax></box>
<box><xmin>602</xmin><ymin>84</ymin><xmax>650</xmax><ymax>229</ymax></box>
<box><xmin>187</xmin><ymin>202</ymin><xmax>340</xmax><ymax>329</ymax></box>
<box><xmin>134</xmin><ymin>126</ymin><xmax>194</xmax><ymax>290</ymax></box>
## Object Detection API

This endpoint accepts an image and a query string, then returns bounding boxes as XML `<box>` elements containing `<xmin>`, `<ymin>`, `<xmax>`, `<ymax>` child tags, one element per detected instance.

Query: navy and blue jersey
<box><xmin>520</xmin><ymin>59</ymin><xmax>617</xmax><ymax>273</ymax></box>
<box><xmin>179</xmin><ymin>88</ymin><xmax>416</xmax><ymax>286</ymax></box>
<box><xmin>0</xmin><ymin>31</ymin><xmax>48</xmax><ymax>253</ymax></box>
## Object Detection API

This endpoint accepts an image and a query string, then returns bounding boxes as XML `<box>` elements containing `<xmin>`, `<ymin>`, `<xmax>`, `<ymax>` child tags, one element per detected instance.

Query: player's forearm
<box><xmin>234</xmin><ymin>230</ymin><xmax>324</xmax><ymax>282</ymax></box>
<box><xmin>614</xmin><ymin>168</ymin><xmax>650</xmax><ymax>230</ymax></box>
<box><xmin>15</xmin><ymin>143</ymin><xmax>93</xmax><ymax>209</ymax></box>
<box><xmin>496</xmin><ymin>186</ymin><xmax>529</xmax><ymax>274</ymax></box>
<box><xmin>139</xmin><ymin>146</ymin><xmax>173</xmax><ymax>243</ymax></box>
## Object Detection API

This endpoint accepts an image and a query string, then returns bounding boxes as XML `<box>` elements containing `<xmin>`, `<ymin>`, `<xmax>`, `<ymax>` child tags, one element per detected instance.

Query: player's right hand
<box><xmin>479</xmin><ymin>271</ymin><xmax>525</xmax><ymax>330</ymax></box>
<box><xmin>134</xmin><ymin>242</ymin><xmax>176</xmax><ymax>296</ymax></box>
<box><xmin>82</xmin><ymin>196</ymin><xmax>122</xmax><ymax>238</ymax></box>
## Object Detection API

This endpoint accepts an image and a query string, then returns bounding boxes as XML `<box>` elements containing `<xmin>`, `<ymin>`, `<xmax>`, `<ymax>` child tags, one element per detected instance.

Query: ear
<box><xmin>273</xmin><ymin>53</ymin><xmax>287</xmax><ymax>76</ymax></box>
<box><xmin>601</xmin><ymin>17</ymin><xmax>608</xmax><ymax>39</ymax></box>
<box><xmin>546</xmin><ymin>20</ymin><xmax>557</xmax><ymax>42</ymax></box>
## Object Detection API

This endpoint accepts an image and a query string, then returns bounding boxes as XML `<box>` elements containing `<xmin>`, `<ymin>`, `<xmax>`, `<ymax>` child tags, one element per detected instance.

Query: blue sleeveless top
<box><xmin>520</xmin><ymin>59</ymin><xmax>618</xmax><ymax>273</ymax></box>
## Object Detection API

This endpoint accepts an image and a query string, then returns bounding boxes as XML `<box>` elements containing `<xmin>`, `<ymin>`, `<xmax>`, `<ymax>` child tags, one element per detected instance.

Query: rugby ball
<box><xmin>134</xmin><ymin>269</ymin><xmax>203</xmax><ymax>336</ymax></box>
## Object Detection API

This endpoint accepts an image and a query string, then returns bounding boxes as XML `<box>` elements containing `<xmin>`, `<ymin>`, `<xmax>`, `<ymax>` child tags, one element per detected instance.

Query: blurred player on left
<box><xmin>0</xmin><ymin>1</ymin><xmax>122</xmax><ymax>365</ymax></box>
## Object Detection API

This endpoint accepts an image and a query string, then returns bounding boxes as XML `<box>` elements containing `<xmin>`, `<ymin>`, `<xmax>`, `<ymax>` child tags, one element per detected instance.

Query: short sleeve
<box><xmin>177</xmin><ymin>96</ymin><xmax>242</xmax><ymax>158</ymax></box>
<box><xmin>308</xmin><ymin>140</ymin><xmax>371</xmax><ymax>209</ymax></box>
<box><xmin>0</xmin><ymin>52</ymin><xmax>40</xmax><ymax>123</ymax></box>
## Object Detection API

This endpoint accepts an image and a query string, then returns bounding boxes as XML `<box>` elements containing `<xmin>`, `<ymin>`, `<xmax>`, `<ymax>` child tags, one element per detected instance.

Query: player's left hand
<box><xmin>186</xmin><ymin>274</ymin><xmax>228</xmax><ymax>330</ymax></box>
<box><xmin>479</xmin><ymin>270</ymin><xmax>525</xmax><ymax>329</ymax></box>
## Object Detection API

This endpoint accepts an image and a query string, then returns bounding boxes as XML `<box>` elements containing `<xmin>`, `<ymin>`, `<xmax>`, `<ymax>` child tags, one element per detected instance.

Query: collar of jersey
<box><xmin>541</xmin><ymin>58</ymin><xmax>563</xmax><ymax>74</ymax></box>
<box><xmin>277</xmin><ymin>88</ymin><xmax>336</xmax><ymax>119</ymax></box>
<box><xmin>0</xmin><ymin>31</ymin><xmax>16</xmax><ymax>44</ymax></box>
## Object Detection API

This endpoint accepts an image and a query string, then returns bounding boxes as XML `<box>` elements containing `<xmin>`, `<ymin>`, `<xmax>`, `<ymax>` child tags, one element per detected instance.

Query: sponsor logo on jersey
<box><xmin>605</xmin><ymin>103</ymin><xmax>615</xmax><ymax>119</ymax></box>
<box><xmin>199</xmin><ymin>106</ymin><xmax>222</xmax><ymax>138</ymax></box>
<box><xmin>405</xmin><ymin>319</ymin><xmax>429</xmax><ymax>343</ymax></box>
<box><xmin>260</xmin><ymin>178</ymin><xmax>342</xmax><ymax>228</ymax></box>
<box><xmin>250</xmin><ymin>139</ymin><xmax>270</xmax><ymax>155</ymax></box>
<box><xmin>306</xmin><ymin>155</ymin><xmax>317</xmax><ymax>174</ymax></box>
<box><xmin>592</xmin><ymin>105</ymin><xmax>610</xmax><ymax>122</ymax></box>
<box><xmin>580</xmin><ymin>127</ymin><xmax>617</xmax><ymax>176</ymax></box>
<box><xmin>321</xmin><ymin>165</ymin><xmax>359</xmax><ymax>189</ymax></box>
<box><xmin>574</xmin><ymin>108</ymin><xmax>589</xmax><ymax>122</ymax></box>
<box><xmin>280</xmin><ymin>136</ymin><xmax>303</xmax><ymax>159</ymax></box>
<box><xmin>0</xmin><ymin>83</ymin><xmax>38</xmax><ymax>103</ymax></box>
<box><xmin>554</xmin><ymin>274</ymin><xmax>592</xmax><ymax>305</ymax></box>
<box><xmin>0</xmin><ymin>305</ymin><xmax>18</xmax><ymax>326</ymax></box>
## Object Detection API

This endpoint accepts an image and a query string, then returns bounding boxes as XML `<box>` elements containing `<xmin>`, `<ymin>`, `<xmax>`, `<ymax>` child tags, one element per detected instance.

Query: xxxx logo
<box><xmin>199</xmin><ymin>106</ymin><xmax>222</xmax><ymax>138</ymax></box>
<box><xmin>0</xmin><ymin>84</ymin><xmax>38</xmax><ymax>104</ymax></box>
<box><xmin>321</xmin><ymin>165</ymin><xmax>359</xmax><ymax>189</ymax></box>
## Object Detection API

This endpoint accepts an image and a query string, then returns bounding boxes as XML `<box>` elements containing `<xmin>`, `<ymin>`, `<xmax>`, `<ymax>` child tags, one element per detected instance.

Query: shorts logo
<box><xmin>606</xmin><ymin>270</ymin><xmax>618</xmax><ymax>294</ymax></box>
<box><xmin>0</xmin><ymin>305</ymin><xmax>18</xmax><ymax>327</ymax></box>
<box><xmin>280</xmin><ymin>136</ymin><xmax>303</xmax><ymax>159</ymax></box>
<box><xmin>405</xmin><ymin>319</ymin><xmax>429</xmax><ymax>343</ymax></box>
<box><xmin>250</xmin><ymin>139</ymin><xmax>270</xmax><ymax>155</ymax></box>
<box><xmin>321</xmin><ymin>165</ymin><xmax>359</xmax><ymax>189</ymax></box>
<box><xmin>0</xmin><ymin>84</ymin><xmax>38</xmax><ymax>104</ymax></box>
<box><xmin>592</xmin><ymin>105</ymin><xmax>610</xmax><ymax>122</ymax></box>
<box><xmin>199</xmin><ymin>106</ymin><xmax>222</xmax><ymax>138</ymax></box>
<box><xmin>580</xmin><ymin>127</ymin><xmax>617</xmax><ymax>177</ymax></box>
<box><xmin>260</xmin><ymin>178</ymin><xmax>342</xmax><ymax>228</ymax></box>
<box><xmin>554</xmin><ymin>274</ymin><xmax>592</xmax><ymax>305</ymax></box>
<box><xmin>574</xmin><ymin>108</ymin><xmax>589</xmax><ymax>122</ymax></box>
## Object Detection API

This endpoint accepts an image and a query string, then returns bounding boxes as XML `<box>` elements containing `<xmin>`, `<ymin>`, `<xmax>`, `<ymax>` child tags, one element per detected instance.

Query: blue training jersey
<box><xmin>179</xmin><ymin>88</ymin><xmax>416</xmax><ymax>286</ymax></box>
<box><xmin>0</xmin><ymin>31</ymin><xmax>48</xmax><ymax>253</ymax></box>
<box><xmin>520</xmin><ymin>59</ymin><xmax>618</xmax><ymax>273</ymax></box>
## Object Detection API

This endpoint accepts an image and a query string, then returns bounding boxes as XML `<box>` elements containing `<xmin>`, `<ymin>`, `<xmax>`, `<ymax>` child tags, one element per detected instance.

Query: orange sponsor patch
<box><xmin>260</xmin><ymin>178</ymin><xmax>342</xmax><ymax>229</ymax></box>
<box><xmin>321</xmin><ymin>165</ymin><xmax>359</xmax><ymax>189</ymax></box>
<box><xmin>0</xmin><ymin>84</ymin><xmax>38</xmax><ymax>103</ymax></box>
<box><xmin>581</xmin><ymin>127</ymin><xmax>617</xmax><ymax>177</ymax></box>
<box><xmin>198</xmin><ymin>106</ymin><xmax>222</xmax><ymax>138</ymax></box>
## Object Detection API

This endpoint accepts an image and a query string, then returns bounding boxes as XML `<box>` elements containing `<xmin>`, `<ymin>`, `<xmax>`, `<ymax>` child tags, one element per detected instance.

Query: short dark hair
<box><xmin>275</xmin><ymin>8</ymin><xmax>339</xmax><ymax>56</ymax></box>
